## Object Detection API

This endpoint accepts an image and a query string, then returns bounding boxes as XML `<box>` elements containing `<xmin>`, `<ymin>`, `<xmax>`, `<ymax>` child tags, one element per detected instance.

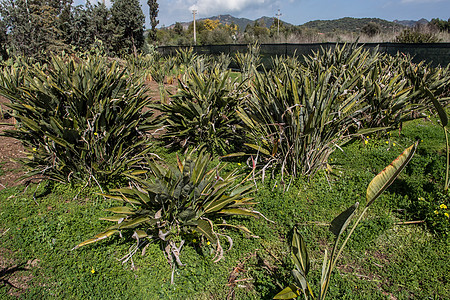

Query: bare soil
<box><xmin>0</xmin><ymin>96</ymin><xmax>27</xmax><ymax>190</ymax></box>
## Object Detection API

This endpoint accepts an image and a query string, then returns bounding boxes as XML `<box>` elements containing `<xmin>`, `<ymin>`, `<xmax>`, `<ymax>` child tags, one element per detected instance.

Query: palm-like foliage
<box><xmin>160</xmin><ymin>68</ymin><xmax>248</xmax><ymax>154</ymax></box>
<box><xmin>0</xmin><ymin>55</ymin><xmax>154</xmax><ymax>186</ymax></box>
<box><xmin>74</xmin><ymin>150</ymin><xmax>260</xmax><ymax>272</ymax></box>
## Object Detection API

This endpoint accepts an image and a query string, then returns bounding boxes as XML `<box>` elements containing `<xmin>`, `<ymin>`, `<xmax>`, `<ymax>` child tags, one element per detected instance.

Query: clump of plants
<box><xmin>159</xmin><ymin>67</ymin><xmax>248</xmax><ymax>154</ymax></box>
<box><xmin>0</xmin><ymin>54</ymin><xmax>155</xmax><ymax>186</ymax></box>
<box><xmin>74</xmin><ymin>150</ymin><xmax>263</xmax><ymax>282</ymax></box>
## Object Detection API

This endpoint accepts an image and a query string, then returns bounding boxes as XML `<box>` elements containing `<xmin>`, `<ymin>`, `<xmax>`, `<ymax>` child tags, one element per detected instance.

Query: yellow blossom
<box><xmin>94</xmin><ymin>132</ymin><xmax>98</xmax><ymax>136</ymax></box>
<box><xmin>445</xmin><ymin>212</ymin><xmax>449</xmax><ymax>218</ymax></box>
<box><xmin>440</xmin><ymin>204</ymin><xmax>448</xmax><ymax>209</ymax></box>
<box><xmin>192</xmin><ymin>239</ymin><xmax>197</xmax><ymax>243</ymax></box>
<box><xmin>207</xmin><ymin>241</ymin><xmax>211</xmax><ymax>245</ymax></box>
<box><xmin>434</xmin><ymin>210</ymin><xmax>439</xmax><ymax>214</ymax></box>
<box><xmin>32</xmin><ymin>147</ymin><xmax>37</xmax><ymax>152</ymax></box>
<box><xmin>237</xmin><ymin>163</ymin><xmax>241</xmax><ymax>166</ymax></box>
<box><xmin>386</xmin><ymin>141</ymin><xmax>389</xmax><ymax>144</ymax></box>
<box><xmin>393</xmin><ymin>143</ymin><xmax>396</xmax><ymax>146</ymax></box>
<box><xmin>91</xmin><ymin>268</ymin><xmax>95</xmax><ymax>274</ymax></box>
<box><xmin>364</xmin><ymin>140</ymin><xmax>368</xmax><ymax>145</ymax></box>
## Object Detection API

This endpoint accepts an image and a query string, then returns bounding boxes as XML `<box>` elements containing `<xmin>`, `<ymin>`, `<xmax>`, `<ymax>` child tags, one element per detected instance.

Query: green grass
<box><xmin>1</xmin><ymin>118</ymin><xmax>449</xmax><ymax>299</ymax></box>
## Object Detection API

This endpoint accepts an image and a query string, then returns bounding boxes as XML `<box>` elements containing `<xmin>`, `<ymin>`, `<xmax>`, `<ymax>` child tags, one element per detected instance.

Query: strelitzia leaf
<box><xmin>366</xmin><ymin>141</ymin><xmax>419</xmax><ymax>207</ymax></box>
<box><xmin>104</xmin><ymin>206</ymin><xmax>135</xmax><ymax>215</ymax></box>
<box><xmin>329</xmin><ymin>202</ymin><xmax>359</xmax><ymax>237</ymax></box>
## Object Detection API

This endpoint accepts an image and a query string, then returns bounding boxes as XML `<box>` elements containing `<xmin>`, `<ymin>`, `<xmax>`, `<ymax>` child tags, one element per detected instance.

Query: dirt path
<box><xmin>0</xmin><ymin>96</ymin><xmax>27</xmax><ymax>190</ymax></box>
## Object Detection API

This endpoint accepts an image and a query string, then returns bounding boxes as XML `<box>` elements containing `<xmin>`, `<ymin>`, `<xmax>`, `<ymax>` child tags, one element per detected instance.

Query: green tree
<box><xmin>110</xmin><ymin>0</ymin><xmax>145</xmax><ymax>55</ymax></box>
<box><xmin>147</xmin><ymin>0</ymin><xmax>159</xmax><ymax>41</ymax></box>
<box><xmin>0</xmin><ymin>0</ymin><xmax>70</xmax><ymax>58</ymax></box>
<box><xmin>362</xmin><ymin>22</ymin><xmax>381</xmax><ymax>37</ymax></box>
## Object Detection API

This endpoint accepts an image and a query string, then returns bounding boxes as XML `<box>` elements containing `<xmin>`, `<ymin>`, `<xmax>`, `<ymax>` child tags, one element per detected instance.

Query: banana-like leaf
<box><xmin>273</xmin><ymin>284</ymin><xmax>300</xmax><ymax>299</ymax></box>
<box><xmin>329</xmin><ymin>202</ymin><xmax>359</xmax><ymax>237</ymax></box>
<box><xmin>291</xmin><ymin>226</ymin><xmax>310</xmax><ymax>277</ymax></box>
<box><xmin>366</xmin><ymin>141</ymin><xmax>418</xmax><ymax>207</ymax></box>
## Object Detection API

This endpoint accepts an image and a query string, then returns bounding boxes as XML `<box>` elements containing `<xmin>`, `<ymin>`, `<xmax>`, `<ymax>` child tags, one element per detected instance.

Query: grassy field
<box><xmin>1</xmin><ymin>118</ymin><xmax>449</xmax><ymax>299</ymax></box>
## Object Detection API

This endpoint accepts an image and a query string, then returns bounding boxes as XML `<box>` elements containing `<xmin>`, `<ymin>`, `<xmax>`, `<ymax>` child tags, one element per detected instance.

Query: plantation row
<box><xmin>0</xmin><ymin>44</ymin><xmax>449</xmax><ymax>298</ymax></box>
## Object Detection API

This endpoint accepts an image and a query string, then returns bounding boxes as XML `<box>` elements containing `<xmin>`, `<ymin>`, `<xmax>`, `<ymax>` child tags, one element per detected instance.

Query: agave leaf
<box><xmin>115</xmin><ymin>216</ymin><xmax>153</xmax><ymax>229</ymax></box>
<box><xmin>217</xmin><ymin>208</ymin><xmax>260</xmax><ymax>218</ymax></box>
<box><xmin>424</xmin><ymin>87</ymin><xmax>448</xmax><ymax>127</ymax></box>
<box><xmin>196</xmin><ymin>219</ymin><xmax>217</xmax><ymax>244</ymax></box>
<box><xmin>104</xmin><ymin>206</ymin><xmax>135</xmax><ymax>214</ymax></box>
<box><xmin>366</xmin><ymin>141</ymin><xmax>418</xmax><ymax>207</ymax></box>
<box><xmin>244</xmin><ymin>143</ymin><xmax>271</xmax><ymax>156</ymax></box>
<box><xmin>99</xmin><ymin>215</ymin><xmax>127</xmax><ymax>222</ymax></box>
<box><xmin>72</xmin><ymin>229</ymin><xmax>118</xmax><ymax>250</ymax></box>
<box><xmin>291</xmin><ymin>226</ymin><xmax>310</xmax><ymax>277</ymax></box>
<box><xmin>329</xmin><ymin>202</ymin><xmax>359</xmax><ymax>237</ymax></box>
<box><xmin>292</xmin><ymin>268</ymin><xmax>308</xmax><ymax>294</ymax></box>
<box><xmin>273</xmin><ymin>284</ymin><xmax>300</xmax><ymax>299</ymax></box>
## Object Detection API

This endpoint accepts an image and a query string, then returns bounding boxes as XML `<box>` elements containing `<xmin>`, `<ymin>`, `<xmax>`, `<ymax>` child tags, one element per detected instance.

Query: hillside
<box><xmin>168</xmin><ymin>14</ymin><xmax>292</xmax><ymax>32</ymax></box>
<box><xmin>300</xmin><ymin>17</ymin><xmax>405</xmax><ymax>33</ymax></box>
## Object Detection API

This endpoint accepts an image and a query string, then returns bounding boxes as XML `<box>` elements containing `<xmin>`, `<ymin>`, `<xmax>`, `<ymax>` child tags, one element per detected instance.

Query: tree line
<box><xmin>0</xmin><ymin>0</ymin><xmax>160</xmax><ymax>60</ymax></box>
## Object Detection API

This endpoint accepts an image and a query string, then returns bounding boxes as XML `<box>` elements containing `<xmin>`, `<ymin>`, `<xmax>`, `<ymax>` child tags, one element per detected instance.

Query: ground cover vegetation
<box><xmin>0</xmin><ymin>41</ymin><xmax>449</xmax><ymax>298</ymax></box>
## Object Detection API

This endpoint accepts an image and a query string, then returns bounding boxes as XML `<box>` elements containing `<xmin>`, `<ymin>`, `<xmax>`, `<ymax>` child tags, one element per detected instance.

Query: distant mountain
<box><xmin>393</xmin><ymin>18</ymin><xmax>429</xmax><ymax>27</ymax></box>
<box><xmin>300</xmin><ymin>17</ymin><xmax>405</xmax><ymax>33</ymax></box>
<box><xmin>167</xmin><ymin>14</ymin><xmax>292</xmax><ymax>32</ymax></box>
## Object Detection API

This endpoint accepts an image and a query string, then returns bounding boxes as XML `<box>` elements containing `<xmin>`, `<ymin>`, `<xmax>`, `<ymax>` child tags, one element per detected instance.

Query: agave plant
<box><xmin>0</xmin><ymin>54</ymin><xmax>155</xmax><ymax>186</ymax></box>
<box><xmin>275</xmin><ymin>141</ymin><xmax>419</xmax><ymax>300</ymax></box>
<box><xmin>238</xmin><ymin>60</ymin><xmax>367</xmax><ymax>183</ymax></box>
<box><xmin>234</xmin><ymin>42</ymin><xmax>261</xmax><ymax>80</ymax></box>
<box><xmin>160</xmin><ymin>67</ymin><xmax>248</xmax><ymax>154</ymax></box>
<box><xmin>73</xmin><ymin>150</ymin><xmax>261</xmax><ymax>282</ymax></box>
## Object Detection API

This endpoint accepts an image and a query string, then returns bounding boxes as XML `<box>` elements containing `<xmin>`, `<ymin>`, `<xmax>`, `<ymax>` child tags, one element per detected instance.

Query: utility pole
<box><xmin>276</xmin><ymin>9</ymin><xmax>282</xmax><ymax>37</ymax></box>
<box><xmin>192</xmin><ymin>10</ymin><xmax>197</xmax><ymax>45</ymax></box>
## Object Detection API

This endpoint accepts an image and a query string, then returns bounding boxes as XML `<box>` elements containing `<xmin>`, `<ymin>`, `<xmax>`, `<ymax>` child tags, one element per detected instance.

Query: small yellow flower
<box><xmin>440</xmin><ymin>204</ymin><xmax>448</xmax><ymax>209</ymax></box>
<box><xmin>421</xmin><ymin>140</ymin><xmax>423</xmax><ymax>142</ymax></box>
<box><xmin>91</xmin><ymin>268</ymin><xmax>95</xmax><ymax>274</ymax></box>
<box><xmin>386</xmin><ymin>141</ymin><xmax>389</xmax><ymax>144</ymax></box>
<box><xmin>434</xmin><ymin>210</ymin><xmax>439</xmax><ymax>214</ymax></box>
<box><xmin>207</xmin><ymin>241</ymin><xmax>211</xmax><ymax>245</ymax></box>
<box><xmin>192</xmin><ymin>239</ymin><xmax>197</xmax><ymax>243</ymax></box>
<box><xmin>32</xmin><ymin>147</ymin><xmax>37</xmax><ymax>152</ymax></box>
<box><xmin>94</xmin><ymin>132</ymin><xmax>98</xmax><ymax>136</ymax></box>
<box><xmin>418</xmin><ymin>197</ymin><xmax>425</xmax><ymax>201</ymax></box>
<box><xmin>445</xmin><ymin>212</ymin><xmax>449</xmax><ymax>218</ymax></box>
<box><xmin>237</xmin><ymin>163</ymin><xmax>241</xmax><ymax>166</ymax></box>
<box><xmin>393</xmin><ymin>143</ymin><xmax>396</xmax><ymax>146</ymax></box>
<box><xmin>364</xmin><ymin>140</ymin><xmax>368</xmax><ymax>145</ymax></box>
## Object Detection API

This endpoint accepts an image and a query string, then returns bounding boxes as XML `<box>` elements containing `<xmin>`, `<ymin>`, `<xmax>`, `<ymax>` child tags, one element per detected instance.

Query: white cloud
<box><xmin>188</xmin><ymin>0</ymin><xmax>268</xmax><ymax>16</ymax></box>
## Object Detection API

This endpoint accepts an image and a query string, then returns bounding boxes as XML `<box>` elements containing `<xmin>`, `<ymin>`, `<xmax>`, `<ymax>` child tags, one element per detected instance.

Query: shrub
<box><xmin>0</xmin><ymin>55</ymin><xmax>155</xmax><ymax>186</ymax></box>
<box><xmin>159</xmin><ymin>67</ymin><xmax>248</xmax><ymax>154</ymax></box>
<box><xmin>238</xmin><ymin>58</ymin><xmax>367</xmax><ymax>182</ymax></box>
<box><xmin>395</xmin><ymin>29</ymin><xmax>441</xmax><ymax>43</ymax></box>
<box><xmin>73</xmin><ymin>150</ymin><xmax>262</xmax><ymax>281</ymax></box>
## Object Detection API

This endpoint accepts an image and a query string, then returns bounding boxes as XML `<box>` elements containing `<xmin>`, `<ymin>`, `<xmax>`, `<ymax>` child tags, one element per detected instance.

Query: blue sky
<box><xmin>80</xmin><ymin>0</ymin><xmax>449</xmax><ymax>28</ymax></box>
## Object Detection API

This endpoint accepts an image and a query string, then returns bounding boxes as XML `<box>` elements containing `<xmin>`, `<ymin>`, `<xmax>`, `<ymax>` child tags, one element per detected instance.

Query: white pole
<box><xmin>276</xmin><ymin>9</ymin><xmax>282</xmax><ymax>37</ymax></box>
<box><xmin>192</xmin><ymin>10</ymin><xmax>197</xmax><ymax>45</ymax></box>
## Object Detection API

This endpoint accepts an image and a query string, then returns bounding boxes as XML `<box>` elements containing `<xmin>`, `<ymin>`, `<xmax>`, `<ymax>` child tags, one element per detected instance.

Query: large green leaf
<box><xmin>329</xmin><ymin>202</ymin><xmax>359</xmax><ymax>237</ymax></box>
<box><xmin>366</xmin><ymin>141</ymin><xmax>419</xmax><ymax>207</ymax></box>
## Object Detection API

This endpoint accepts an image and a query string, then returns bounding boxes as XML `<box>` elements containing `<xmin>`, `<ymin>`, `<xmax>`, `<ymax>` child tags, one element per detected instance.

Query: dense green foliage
<box><xmin>0</xmin><ymin>55</ymin><xmax>154</xmax><ymax>186</ymax></box>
